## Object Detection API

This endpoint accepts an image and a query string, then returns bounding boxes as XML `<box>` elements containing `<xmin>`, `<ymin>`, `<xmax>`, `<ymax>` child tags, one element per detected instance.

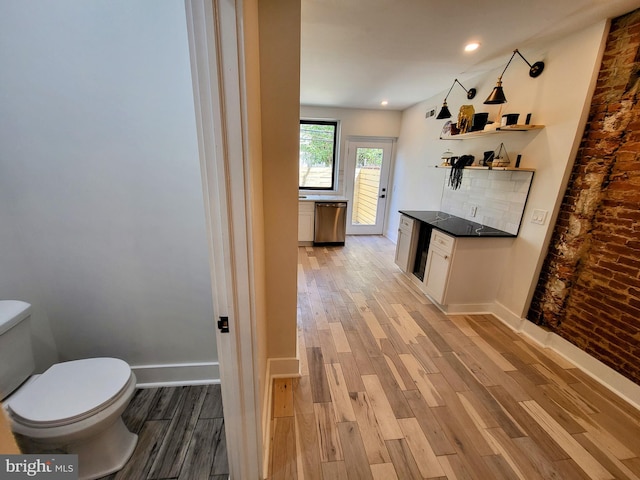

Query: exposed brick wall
<box><xmin>528</xmin><ymin>9</ymin><xmax>640</xmax><ymax>385</ymax></box>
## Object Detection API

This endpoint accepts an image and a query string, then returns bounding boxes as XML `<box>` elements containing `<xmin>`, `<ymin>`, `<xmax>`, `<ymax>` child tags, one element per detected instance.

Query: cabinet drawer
<box><xmin>299</xmin><ymin>201</ymin><xmax>315</xmax><ymax>213</ymax></box>
<box><xmin>399</xmin><ymin>215</ymin><xmax>415</xmax><ymax>232</ymax></box>
<box><xmin>430</xmin><ymin>229</ymin><xmax>455</xmax><ymax>254</ymax></box>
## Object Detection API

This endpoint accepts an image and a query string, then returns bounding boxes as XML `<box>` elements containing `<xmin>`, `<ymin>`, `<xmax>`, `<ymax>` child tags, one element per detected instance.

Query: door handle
<box><xmin>379</xmin><ymin>194</ymin><xmax>386</xmax><ymax>198</ymax></box>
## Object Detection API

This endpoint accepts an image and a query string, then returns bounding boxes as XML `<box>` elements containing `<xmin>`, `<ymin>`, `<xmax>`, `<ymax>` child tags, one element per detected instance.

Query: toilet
<box><xmin>0</xmin><ymin>301</ymin><xmax>138</xmax><ymax>480</ymax></box>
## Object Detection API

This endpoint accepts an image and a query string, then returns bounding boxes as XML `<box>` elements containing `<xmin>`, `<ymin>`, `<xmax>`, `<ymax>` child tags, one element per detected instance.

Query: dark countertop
<box><xmin>399</xmin><ymin>210</ymin><xmax>516</xmax><ymax>238</ymax></box>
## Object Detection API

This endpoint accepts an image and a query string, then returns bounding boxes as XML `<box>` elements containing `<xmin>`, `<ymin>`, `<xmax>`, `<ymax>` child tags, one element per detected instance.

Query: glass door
<box><xmin>344</xmin><ymin>138</ymin><xmax>393</xmax><ymax>235</ymax></box>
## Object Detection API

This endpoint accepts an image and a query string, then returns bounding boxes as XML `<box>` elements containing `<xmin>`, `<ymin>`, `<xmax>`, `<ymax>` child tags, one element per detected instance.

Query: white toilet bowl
<box><xmin>4</xmin><ymin>357</ymin><xmax>138</xmax><ymax>480</ymax></box>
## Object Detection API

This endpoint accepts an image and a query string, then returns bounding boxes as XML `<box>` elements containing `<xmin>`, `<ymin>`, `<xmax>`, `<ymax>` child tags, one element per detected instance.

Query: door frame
<box><xmin>344</xmin><ymin>137</ymin><xmax>395</xmax><ymax>235</ymax></box>
<box><xmin>185</xmin><ymin>1</ymin><xmax>261</xmax><ymax>479</ymax></box>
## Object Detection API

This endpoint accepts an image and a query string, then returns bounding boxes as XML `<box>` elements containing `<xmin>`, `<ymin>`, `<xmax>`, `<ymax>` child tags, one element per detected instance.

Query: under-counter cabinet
<box><xmin>423</xmin><ymin>230</ymin><xmax>453</xmax><ymax>303</ymax></box>
<box><xmin>422</xmin><ymin>230</ymin><xmax>514</xmax><ymax>312</ymax></box>
<box><xmin>298</xmin><ymin>201</ymin><xmax>315</xmax><ymax>244</ymax></box>
<box><xmin>394</xmin><ymin>215</ymin><xmax>418</xmax><ymax>272</ymax></box>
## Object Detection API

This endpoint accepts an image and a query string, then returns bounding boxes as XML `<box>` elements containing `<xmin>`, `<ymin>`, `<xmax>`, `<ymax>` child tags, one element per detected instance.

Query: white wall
<box><xmin>496</xmin><ymin>22</ymin><xmax>609</xmax><ymax>318</ymax></box>
<box><xmin>0</xmin><ymin>1</ymin><xmax>217</xmax><ymax>377</ymax></box>
<box><xmin>300</xmin><ymin>106</ymin><xmax>402</xmax><ymax>197</ymax></box>
<box><xmin>0</xmin><ymin>205</ymin><xmax>58</xmax><ymax>371</ymax></box>
<box><xmin>388</xmin><ymin>21</ymin><xmax>608</xmax><ymax>319</ymax></box>
<box><xmin>260</xmin><ymin>0</ymin><xmax>301</xmax><ymax>363</ymax></box>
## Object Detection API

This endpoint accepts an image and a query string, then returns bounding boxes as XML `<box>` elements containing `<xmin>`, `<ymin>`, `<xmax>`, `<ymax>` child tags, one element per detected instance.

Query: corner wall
<box><xmin>529</xmin><ymin>9</ymin><xmax>640</xmax><ymax>385</ymax></box>
<box><xmin>0</xmin><ymin>0</ymin><xmax>216</xmax><ymax>378</ymax></box>
<box><xmin>258</xmin><ymin>0</ymin><xmax>301</xmax><ymax>363</ymax></box>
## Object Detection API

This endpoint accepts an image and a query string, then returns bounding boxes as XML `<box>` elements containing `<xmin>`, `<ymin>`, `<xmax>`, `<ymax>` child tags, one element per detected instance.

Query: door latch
<box><xmin>218</xmin><ymin>316</ymin><xmax>229</xmax><ymax>333</ymax></box>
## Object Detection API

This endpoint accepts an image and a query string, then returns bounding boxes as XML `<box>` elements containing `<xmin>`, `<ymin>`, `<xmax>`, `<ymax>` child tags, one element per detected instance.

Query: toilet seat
<box><xmin>7</xmin><ymin>358</ymin><xmax>132</xmax><ymax>428</ymax></box>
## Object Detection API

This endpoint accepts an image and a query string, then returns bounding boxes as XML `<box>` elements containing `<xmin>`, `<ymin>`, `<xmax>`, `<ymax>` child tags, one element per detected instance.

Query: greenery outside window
<box><xmin>299</xmin><ymin>120</ymin><xmax>338</xmax><ymax>190</ymax></box>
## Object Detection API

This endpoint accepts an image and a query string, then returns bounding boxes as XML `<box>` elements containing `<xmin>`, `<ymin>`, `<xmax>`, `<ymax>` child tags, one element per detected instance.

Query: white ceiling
<box><xmin>301</xmin><ymin>0</ymin><xmax>640</xmax><ymax>110</ymax></box>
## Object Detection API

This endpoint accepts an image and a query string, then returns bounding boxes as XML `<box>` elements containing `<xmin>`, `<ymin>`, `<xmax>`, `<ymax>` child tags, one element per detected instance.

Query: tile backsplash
<box><xmin>440</xmin><ymin>169</ymin><xmax>534</xmax><ymax>235</ymax></box>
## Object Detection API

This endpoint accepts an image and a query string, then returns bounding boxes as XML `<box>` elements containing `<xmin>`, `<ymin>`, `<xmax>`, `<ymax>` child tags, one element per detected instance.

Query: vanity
<box><xmin>396</xmin><ymin>210</ymin><xmax>515</xmax><ymax>313</ymax></box>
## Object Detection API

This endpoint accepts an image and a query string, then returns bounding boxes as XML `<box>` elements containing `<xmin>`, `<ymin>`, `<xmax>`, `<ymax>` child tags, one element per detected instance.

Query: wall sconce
<box><xmin>436</xmin><ymin>79</ymin><xmax>477</xmax><ymax>119</ymax></box>
<box><xmin>484</xmin><ymin>49</ymin><xmax>545</xmax><ymax>104</ymax></box>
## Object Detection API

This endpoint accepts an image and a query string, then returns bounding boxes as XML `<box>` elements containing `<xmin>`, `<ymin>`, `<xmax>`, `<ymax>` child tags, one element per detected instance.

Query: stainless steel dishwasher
<box><xmin>314</xmin><ymin>202</ymin><xmax>347</xmax><ymax>245</ymax></box>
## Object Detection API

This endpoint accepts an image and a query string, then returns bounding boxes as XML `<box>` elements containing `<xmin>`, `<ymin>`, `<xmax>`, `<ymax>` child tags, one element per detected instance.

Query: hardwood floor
<box><xmin>269</xmin><ymin>235</ymin><xmax>640</xmax><ymax>480</ymax></box>
<box><xmin>98</xmin><ymin>384</ymin><xmax>228</xmax><ymax>480</ymax></box>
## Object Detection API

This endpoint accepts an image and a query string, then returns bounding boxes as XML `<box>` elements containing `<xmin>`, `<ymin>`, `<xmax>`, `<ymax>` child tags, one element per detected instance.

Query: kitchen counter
<box><xmin>399</xmin><ymin>210</ymin><xmax>515</xmax><ymax>238</ymax></box>
<box><xmin>299</xmin><ymin>195</ymin><xmax>348</xmax><ymax>202</ymax></box>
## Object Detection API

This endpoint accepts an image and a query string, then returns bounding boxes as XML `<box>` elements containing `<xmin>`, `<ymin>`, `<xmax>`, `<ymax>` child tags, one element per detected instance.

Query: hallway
<box><xmin>268</xmin><ymin>235</ymin><xmax>640</xmax><ymax>479</ymax></box>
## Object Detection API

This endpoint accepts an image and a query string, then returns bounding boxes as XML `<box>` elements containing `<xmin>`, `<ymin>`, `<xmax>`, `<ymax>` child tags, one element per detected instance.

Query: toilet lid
<box><xmin>7</xmin><ymin>358</ymin><xmax>132</xmax><ymax>426</ymax></box>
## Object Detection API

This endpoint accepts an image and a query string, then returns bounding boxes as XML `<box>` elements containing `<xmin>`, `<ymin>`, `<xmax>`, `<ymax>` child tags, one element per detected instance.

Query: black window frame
<box><xmin>299</xmin><ymin>119</ymin><xmax>338</xmax><ymax>191</ymax></box>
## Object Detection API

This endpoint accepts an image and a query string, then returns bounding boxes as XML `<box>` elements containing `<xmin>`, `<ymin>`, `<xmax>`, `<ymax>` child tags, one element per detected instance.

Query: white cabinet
<box><xmin>395</xmin><ymin>215</ymin><xmax>417</xmax><ymax>272</ymax></box>
<box><xmin>423</xmin><ymin>230</ymin><xmax>454</xmax><ymax>303</ymax></box>
<box><xmin>298</xmin><ymin>202</ymin><xmax>315</xmax><ymax>243</ymax></box>
<box><xmin>421</xmin><ymin>229</ymin><xmax>514</xmax><ymax>311</ymax></box>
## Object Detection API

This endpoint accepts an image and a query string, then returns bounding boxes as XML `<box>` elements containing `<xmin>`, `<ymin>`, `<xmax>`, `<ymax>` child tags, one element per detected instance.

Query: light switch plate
<box><xmin>531</xmin><ymin>209</ymin><xmax>547</xmax><ymax>225</ymax></box>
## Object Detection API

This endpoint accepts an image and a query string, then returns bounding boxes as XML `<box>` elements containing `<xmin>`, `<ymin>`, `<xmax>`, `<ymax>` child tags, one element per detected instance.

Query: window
<box><xmin>299</xmin><ymin>120</ymin><xmax>338</xmax><ymax>190</ymax></box>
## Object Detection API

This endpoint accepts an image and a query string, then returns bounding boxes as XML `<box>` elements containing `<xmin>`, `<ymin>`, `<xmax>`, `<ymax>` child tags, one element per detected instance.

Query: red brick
<box><xmin>528</xmin><ymin>8</ymin><xmax>640</xmax><ymax>385</ymax></box>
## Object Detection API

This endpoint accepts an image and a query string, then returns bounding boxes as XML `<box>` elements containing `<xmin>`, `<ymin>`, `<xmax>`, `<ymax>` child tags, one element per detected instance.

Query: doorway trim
<box><xmin>185</xmin><ymin>1</ymin><xmax>261</xmax><ymax>479</ymax></box>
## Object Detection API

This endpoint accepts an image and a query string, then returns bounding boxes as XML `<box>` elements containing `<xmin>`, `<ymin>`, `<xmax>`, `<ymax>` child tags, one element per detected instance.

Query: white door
<box><xmin>185</xmin><ymin>2</ymin><xmax>261</xmax><ymax>479</ymax></box>
<box><xmin>345</xmin><ymin>138</ymin><xmax>394</xmax><ymax>235</ymax></box>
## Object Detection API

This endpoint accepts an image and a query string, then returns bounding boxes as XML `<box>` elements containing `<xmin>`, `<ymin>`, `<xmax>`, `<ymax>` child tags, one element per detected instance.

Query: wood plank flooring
<box><xmin>98</xmin><ymin>384</ymin><xmax>228</xmax><ymax>480</ymax></box>
<box><xmin>269</xmin><ymin>235</ymin><xmax>640</xmax><ymax>480</ymax></box>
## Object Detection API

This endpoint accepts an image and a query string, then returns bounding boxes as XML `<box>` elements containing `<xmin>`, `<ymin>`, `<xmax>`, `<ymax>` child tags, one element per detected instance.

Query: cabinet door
<box><xmin>394</xmin><ymin>215</ymin><xmax>416</xmax><ymax>272</ymax></box>
<box><xmin>423</xmin><ymin>247</ymin><xmax>451</xmax><ymax>304</ymax></box>
<box><xmin>298</xmin><ymin>203</ymin><xmax>315</xmax><ymax>242</ymax></box>
<box><xmin>395</xmin><ymin>228</ymin><xmax>411</xmax><ymax>271</ymax></box>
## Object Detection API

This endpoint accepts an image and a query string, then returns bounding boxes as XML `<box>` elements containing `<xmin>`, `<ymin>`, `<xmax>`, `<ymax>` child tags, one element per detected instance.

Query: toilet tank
<box><xmin>0</xmin><ymin>301</ymin><xmax>35</xmax><ymax>400</ymax></box>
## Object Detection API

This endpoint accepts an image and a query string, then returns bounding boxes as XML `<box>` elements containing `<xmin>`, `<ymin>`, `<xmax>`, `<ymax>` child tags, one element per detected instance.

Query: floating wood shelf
<box><xmin>440</xmin><ymin>124</ymin><xmax>544</xmax><ymax>140</ymax></box>
<box><xmin>435</xmin><ymin>165</ymin><xmax>535</xmax><ymax>172</ymax></box>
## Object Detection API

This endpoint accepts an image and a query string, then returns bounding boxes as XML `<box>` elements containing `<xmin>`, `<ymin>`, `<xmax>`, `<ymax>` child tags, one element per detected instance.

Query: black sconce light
<box><xmin>484</xmin><ymin>49</ymin><xmax>545</xmax><ymax>104</ymax></box>
<box><xmin>436</xmin><ymin>79</ymin><xmax>477</xmax><ymax>119</ymax></box>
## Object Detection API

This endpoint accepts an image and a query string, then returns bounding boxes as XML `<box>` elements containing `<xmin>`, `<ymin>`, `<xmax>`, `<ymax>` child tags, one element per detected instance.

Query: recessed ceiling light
<box><xmin>465</xmin><ymin>42</ymin><xmax>480</xmax><ymax>52</ymax></box>
<box><xmin>381</xmin><ymin>100</ymin><xmax>389</xmax><ymax>106</ymax></box>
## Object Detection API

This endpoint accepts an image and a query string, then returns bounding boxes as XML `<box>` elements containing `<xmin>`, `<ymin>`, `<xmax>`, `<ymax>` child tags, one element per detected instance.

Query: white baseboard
<box><xmin>261</xmin><ymin>356</ymin><xmax>301</xmax><ymax>479</ymax></box>
<box><xmin>131</xmin><ymin>361</ymin><xmax>219</xmax><ymax>388</ymax></box>
<box><xmin>435</xmin><ymin>302</ymin><xmax>495</xmax><ymax>315</ymax></box>
<box><xmin>490</xmin><ymin>301</ymin><xmax>640</xmax><ymax>411</ymax></box>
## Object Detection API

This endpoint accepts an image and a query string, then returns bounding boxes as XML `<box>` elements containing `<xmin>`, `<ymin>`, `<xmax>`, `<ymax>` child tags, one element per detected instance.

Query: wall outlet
<box><xmin>470</xmin><ymin>205</ymin><xmax>478</xmax><ymax>217</ymax></box>
<box><xmin>531</xmin><ymin>209</ymin><xmax>548</xmax><ymax>225</ymax></box>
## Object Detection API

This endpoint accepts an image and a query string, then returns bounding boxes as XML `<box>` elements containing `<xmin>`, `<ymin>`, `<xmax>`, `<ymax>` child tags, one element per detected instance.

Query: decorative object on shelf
<box><xmin>491</xmin><ymin>142</ymin><xmax>510</xmax><ymax>167</ymax></box>
<box><xmin>436</xmin><ymin>79</ymin><xmax>477</xmax><ymax>119</ymax></box>
<box><xmin>457</xmin><ymin>105</ymin><xmax>475</xmax><ymax>134</ymax></box>
<box><xmin>471</xmin><ymin>113</ymin><xmax>490</xmax><ymax>131</ymax></box>
<box><xmin>484</xmin><ymin>49</ymin><xmax>545</xmax><ymax>105</ymax></box>
<box><xmin>482</xmin><ymin>150</ymin><xmax>495</xmax><ymax>166</ymax></box>
<box><xmin>441</xmin><ymin>120</ymin><xmax>452</xmax><ymax>137</ymax></box>
<box><xmin>441</xmin><ymin>149</ymin><xmax>454</xmax><ymax>166</ymax></box>
<box><xmin>448</xmin><ymin>155</ymin><xmax>474</xmax><ymax>190</ymax></box>
<box><xmin>501</xmin><ymin>113</ymin><xmax>519</xmax><ymax>126</ymax></box>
